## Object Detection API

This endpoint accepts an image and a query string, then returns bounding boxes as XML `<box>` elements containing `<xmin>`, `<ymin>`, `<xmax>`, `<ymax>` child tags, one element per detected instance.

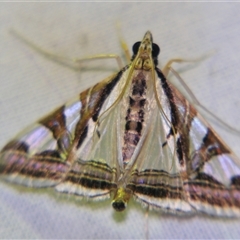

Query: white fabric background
<box><xmin>0</xmin><ymin>2</ymin><xmax>240</xmax><ymax>239</ymax></box>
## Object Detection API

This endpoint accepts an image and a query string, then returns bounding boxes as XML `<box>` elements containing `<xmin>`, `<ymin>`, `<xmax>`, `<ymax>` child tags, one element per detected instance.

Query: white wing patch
<box><xmin>203</xmin><ymin>154</ymin><xmax>240</xmax><ymax>186</ymax></box>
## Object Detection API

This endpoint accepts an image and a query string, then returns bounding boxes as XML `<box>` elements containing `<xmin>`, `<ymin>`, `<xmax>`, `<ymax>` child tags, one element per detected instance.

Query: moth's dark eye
<box><xmin>132</xmin><ymin>41</ymin><xmax>160</xmax><ymax>58</ymax></box>
<box><xmin>132</xmin><ymin>41</ymin><xmax>141</xmax><ymax>55</ymax></box>
<box><xmin>152</xmin><ymin>43</ymin><xmax>160</xmax><ymax>58</ymax></box>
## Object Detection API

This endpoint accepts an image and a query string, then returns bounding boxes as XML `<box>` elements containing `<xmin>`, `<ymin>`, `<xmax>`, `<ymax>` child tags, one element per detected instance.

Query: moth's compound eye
<box><xmin>152</xmin><ymin>43</ymin><xmax>160</xmax><ymax>58</ymax></box>
<box><xmin>132</xmin><ymin>41</ymin><xmax>141</xmax><ymax>55</ymax></box>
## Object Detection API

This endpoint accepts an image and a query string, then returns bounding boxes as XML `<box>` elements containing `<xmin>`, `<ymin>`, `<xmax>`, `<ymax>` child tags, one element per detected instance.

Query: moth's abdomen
<box><xmin>122</xmin><ymin>71</ymin><xmax>147</xmax><ymax>166</ymax></box>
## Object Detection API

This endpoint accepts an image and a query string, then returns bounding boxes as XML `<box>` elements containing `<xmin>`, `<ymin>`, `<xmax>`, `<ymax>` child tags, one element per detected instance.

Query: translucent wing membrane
<box><xmin>1</xmin><ymin>31</ymin><xmax>240</xmax><ymax>217</ymax></box>
<box><xmin>0</xmin><ymin>70</ymin><xmax>125</xmax><ymax>199</ymax></box>
<box><xmin>126</xmin><ymin>104</ymin><xmax>192</xmax><ymax>213</ymax></box>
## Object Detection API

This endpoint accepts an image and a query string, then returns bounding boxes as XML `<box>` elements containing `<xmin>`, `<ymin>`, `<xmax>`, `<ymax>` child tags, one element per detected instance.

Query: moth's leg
<box><xmin>162</xmin><ymin>50</ymin><xmax>217</xmax><ymax>101</ymax></box>
<box><xmin>115</xmin><ymin>23</ymin><xmax>131</xmax><ymax>62</ymax></box>
<box><xmin>163</xmin><ymin>52</ymin><xmax>215</xmax><ymax>104</ymax></box>
<box><xmin>75</xmin><ymin>54</ymin><xmax>123</xmax><ymax>69</ymax></box>
<box><xmin>118</xmin><ymin>37</ymin><xmax>131</xmax><ymax>63</ymax></box>
<box><xmin>162</xmin><ymin>53</ymin><xmax>213</xmax><ymax>77</ymax></box>
<box><xmin>10</xmin><ymin>29</ymin><xmax>123</xmax><ymax>70</ymax></box>
<box><xmin>76</xmin><ymin>23</ymin><xmax>132</xmax><ymax>67</ymax></box>
<box><xmin>163</xmin><ymin>56</ymin><xmax>240</xmax><ymax>135</ymax></box>
<box><xmin>163</xmin><ymin>59</ymin><xmax>201</xmax><ymax>105</ymax></box>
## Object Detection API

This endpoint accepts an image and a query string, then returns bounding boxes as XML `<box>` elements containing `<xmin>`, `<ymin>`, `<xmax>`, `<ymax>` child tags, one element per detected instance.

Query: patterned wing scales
<box><xmin>169</xmin><ymin>77</ymin><xmax>240</xmax><ymax>217</ymax></box>
<box><xmin>124</xmin><ymin>93</ymin><xmax>192</xmax><ymax>214</ymax></box>
<box><xmin>55</xmin><ymin>103</ymin><xmax>122</xmax><ymax>199</ymax></box>
<box><xmin>0</xmin><ymin>72</ymin><xmax>125</xmax><ymax>200</ymax></box>
<box><xmin>0</xmin><ymin>99</ymin><xmax>82</xmax><ymax>187</ymax></box>
<box><xmin>121</xmin><ymin>68</ymin><xmax>240</xmax><ymax>216</ymax></box>
<box><xmin>55</xmin><ymin>69</ymin><xmax>130</xmax><ymax>199</ymax></box>
<box><xmin>127</xmin><ymin>109</ymin><xmax>191</xmax><ymax>213</ymax></box>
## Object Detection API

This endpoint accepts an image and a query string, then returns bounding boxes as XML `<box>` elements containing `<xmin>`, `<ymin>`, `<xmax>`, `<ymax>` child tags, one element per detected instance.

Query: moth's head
<box><xmin>131</xmin><ymin>31</ymin><xmax>160</xmax><ymax>67</ymax></box>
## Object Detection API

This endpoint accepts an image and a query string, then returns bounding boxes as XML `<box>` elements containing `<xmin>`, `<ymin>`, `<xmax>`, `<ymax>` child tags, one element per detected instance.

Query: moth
<box><xmin>1</xmin><ymin>31</ymin><xmax>240</xmax><ymax>217</ymax></box>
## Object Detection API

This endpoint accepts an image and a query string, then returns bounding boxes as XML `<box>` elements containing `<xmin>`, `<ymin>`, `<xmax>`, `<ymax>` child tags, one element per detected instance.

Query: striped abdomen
<box><xmin>122</xmin><ymin>71</ymin><xmax>147</xmax><ymax>166</ymax></box>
